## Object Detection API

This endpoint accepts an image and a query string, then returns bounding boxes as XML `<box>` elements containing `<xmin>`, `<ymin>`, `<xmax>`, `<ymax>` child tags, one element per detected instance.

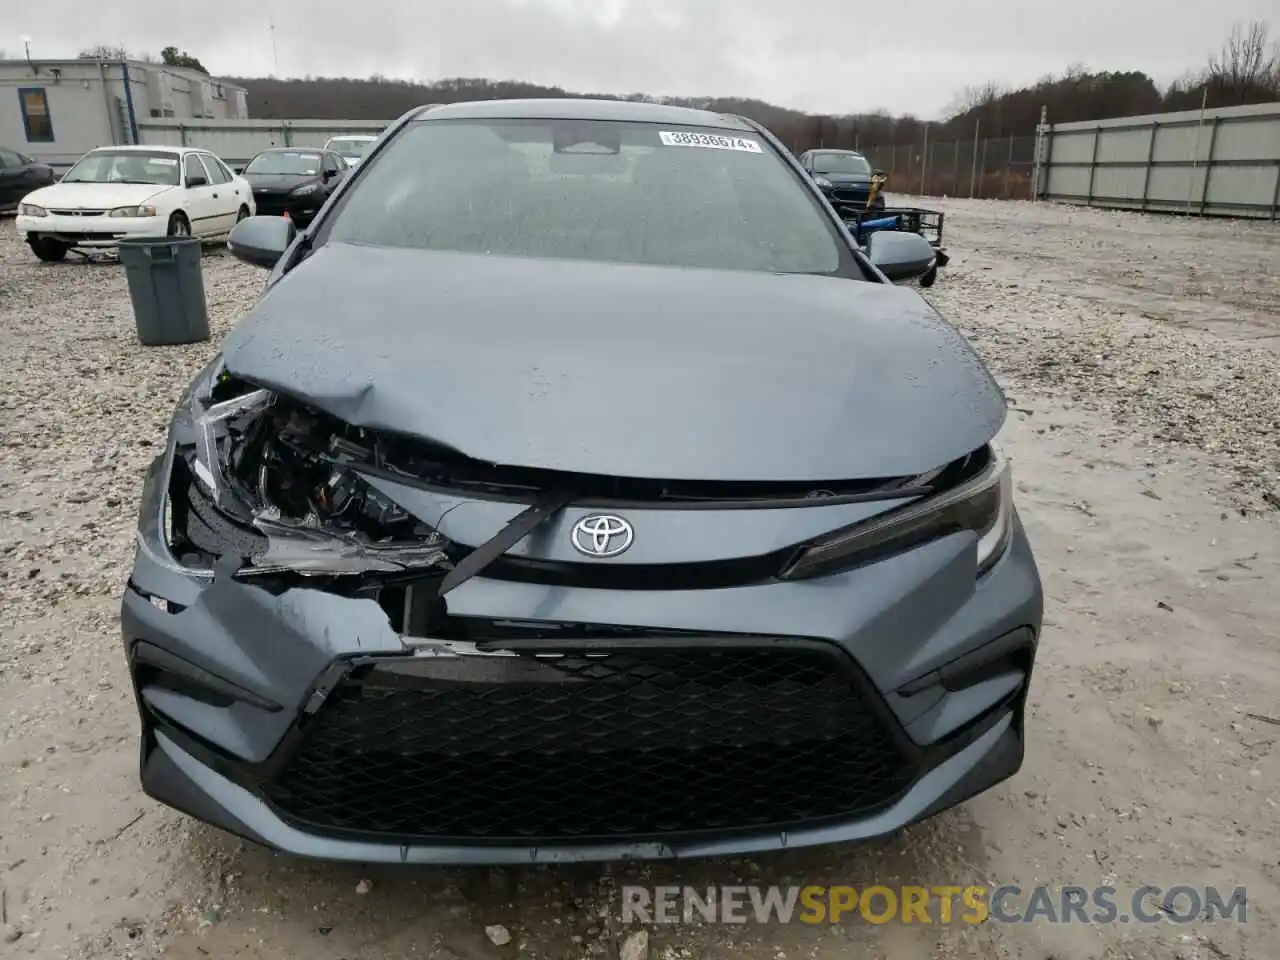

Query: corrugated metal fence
<box><xmin>131</xmin><ymin>105</ymin><xmax>1280</xmax><ymax>219</ymax></box>
<box><xmin>1036</xmin><ymin>101</ymin><xmax>1280</xmax><ymax>218</ymax></box>
<box><xmin>855</xmin><ymin>101</ymin><xmax>1280</xmax><ymax>218</ymax></box>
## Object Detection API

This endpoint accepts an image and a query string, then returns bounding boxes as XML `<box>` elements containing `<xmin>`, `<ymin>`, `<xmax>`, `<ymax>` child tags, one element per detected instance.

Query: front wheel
<box><xmin>29</xmin><ymin>236</ymin><xmax>69</xmax><ymax>262</ymax></box>
<box><xmin>236</xmin><ymin>205</ymin><xmax>250</xmax><ymax>223</ymax></box>
<box><xmin>167</xmin><ymin>212</ymin><xmax>191</xmax><ymax>238</ymax></box>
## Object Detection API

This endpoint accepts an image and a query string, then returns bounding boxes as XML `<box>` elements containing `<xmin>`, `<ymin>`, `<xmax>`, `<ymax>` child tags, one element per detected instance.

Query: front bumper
<box><xmin>822</xmin><ymin>187</ymin><xmax>885</xmax><ymax>214</ymax></box>
<box><xmin>122</xmin><ymin>459</ymin><xmax>1043</xmax><ymax>864</ymax></box>
<box><xmin>16</xmin><ymin>213</ymin><xmax>172</xmax><ymax>246</ymax></box>
<box><xmin>249</xmin><ymin>192</ymin><xmax>322</xmax><ymax>222</ymax></box>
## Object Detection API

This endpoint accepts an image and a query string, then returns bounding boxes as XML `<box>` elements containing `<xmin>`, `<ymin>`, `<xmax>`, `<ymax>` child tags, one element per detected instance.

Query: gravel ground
<box><xmin>0</xmin><ymin>201</ymin><xmax>1278</xmax><ymax>960</ymax></box>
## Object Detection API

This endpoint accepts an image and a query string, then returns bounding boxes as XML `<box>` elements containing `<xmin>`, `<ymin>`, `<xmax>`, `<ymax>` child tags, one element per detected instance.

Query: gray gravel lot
<box><xmin>1</xmin><ymin>201</ymin><xmax>1278</xmax><ymax>960</ymax></box>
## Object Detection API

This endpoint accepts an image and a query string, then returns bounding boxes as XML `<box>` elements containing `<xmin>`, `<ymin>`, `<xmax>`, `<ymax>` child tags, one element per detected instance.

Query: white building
<box><xmin>0</xmin><ymin>58</ymin><xmax>249</xmax><ymax>170</ymax></box>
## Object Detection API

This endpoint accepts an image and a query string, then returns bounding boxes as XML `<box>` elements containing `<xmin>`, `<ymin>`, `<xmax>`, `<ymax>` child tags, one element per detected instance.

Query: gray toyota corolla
<box><xmin>122</xmin><ymin>98</ymin><xmax>1043</xmax><ymax>864</ymax></box>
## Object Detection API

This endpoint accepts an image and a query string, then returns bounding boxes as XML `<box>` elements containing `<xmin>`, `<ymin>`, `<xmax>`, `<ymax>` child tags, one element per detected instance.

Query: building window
<box><xmin>18</xmin><ymin>88</ymin><xmax>54</xmax><ymax>143</ymax></box>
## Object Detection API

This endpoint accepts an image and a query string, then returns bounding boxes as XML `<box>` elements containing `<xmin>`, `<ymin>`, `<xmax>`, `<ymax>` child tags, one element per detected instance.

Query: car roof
<box><xmin>326</xmin><ymin>134</ymin><xmax>376</xmax><ymax>141</ymax></box>
<box><xmin>812</xmin><ymin>149</ymin><xmax>865</xmax><ymax>156</ymax></box>
<box><xmin>413</xmin><ymin>98</ymin><xmax>754</xmax><ymax>131</ymax></box>
<box><xmin>85</xmin><ymin>144</ymin><xmax>201</xmax><ymax>155</ymax></box>
<box><xmin>254</xmin><ymin>146</ymin><xmax>324</xmax><ymax>153</ymax></box>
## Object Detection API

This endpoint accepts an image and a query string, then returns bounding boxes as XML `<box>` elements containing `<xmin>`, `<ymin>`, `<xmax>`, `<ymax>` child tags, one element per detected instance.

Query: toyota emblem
<box><xmin>570</xmin><ymin>515</ymin><xmax>634</xmax><ymax>558</ymax></box>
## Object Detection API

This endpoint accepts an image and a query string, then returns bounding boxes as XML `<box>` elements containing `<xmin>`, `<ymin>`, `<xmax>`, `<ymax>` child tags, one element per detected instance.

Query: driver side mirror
<box><xmin>187</xmin><ymin>174</ymin><xmax>208</xmax><ymax>187</ymax></box>
<box><xmin>866</xmin><ymin>231</ymin><xmax>935</xmax><ymax>283</ymax></box>
<box><xmin>228</xmin><ymin>215</ymin><xmax>297</xmax><ymax>269</ymax></box>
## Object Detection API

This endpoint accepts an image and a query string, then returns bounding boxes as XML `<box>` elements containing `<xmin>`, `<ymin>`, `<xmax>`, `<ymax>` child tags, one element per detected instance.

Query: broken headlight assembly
<box><xmin>779</xmin><ymin>444</ymin><xmax>1013</xmax><ymax>580</ymax></box>
<box><xmin>137</xmin><ymin>356</ymin><xmax>451</xmax><ymax>580</ymax></box>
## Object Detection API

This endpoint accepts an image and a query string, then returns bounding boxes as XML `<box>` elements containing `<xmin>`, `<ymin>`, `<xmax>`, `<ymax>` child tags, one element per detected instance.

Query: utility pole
<box><xmin>269</xmin><ymin>19</ymin><xmax>280</xmax><ymax>76</ymax></box>
<box><xmin>969</xmin><ymin>117</ymin><xmax>980</xmax><ymax>198</ymax></box>
<box><xmin>919</xmin><ymin>123</ymin><xmax>929</xmax><ymax>196</ymax></box>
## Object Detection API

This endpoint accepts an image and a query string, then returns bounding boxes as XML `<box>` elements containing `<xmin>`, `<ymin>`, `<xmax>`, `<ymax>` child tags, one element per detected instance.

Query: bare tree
<box><xmin>1206</xmin><ymin>20</ymin><xmax>1278</xmax><ymax>102</ymax></box>
<box><xmin>944</xmin><ymin>81</ymin><xmax>1004</xmax><ymax>119</ymax></box>
<box><xmin>78</xmin><ymin>44</ymin><xmax>132</xmax><ymax>60</ymax></box>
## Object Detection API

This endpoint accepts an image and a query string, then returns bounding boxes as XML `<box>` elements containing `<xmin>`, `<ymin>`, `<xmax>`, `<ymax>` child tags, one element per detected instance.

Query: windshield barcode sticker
<box><xmin>659</xmin><ymin>131</ymin><xmax>762</xmax><ymax>153</ymax></box>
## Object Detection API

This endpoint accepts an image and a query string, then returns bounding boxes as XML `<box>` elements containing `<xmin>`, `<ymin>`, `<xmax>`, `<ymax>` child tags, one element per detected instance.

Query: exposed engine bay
<box><xmin>166</xmin><ymin>362</ymin><xmax>453</xmax><ymax>579</ymax></box>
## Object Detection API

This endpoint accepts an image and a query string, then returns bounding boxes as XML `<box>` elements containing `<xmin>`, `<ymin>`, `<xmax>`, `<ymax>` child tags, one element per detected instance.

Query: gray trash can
<box><xmin>117</xmin><ymin>237</ymin><xmax>211</xmax><ymax>346</ymax></box>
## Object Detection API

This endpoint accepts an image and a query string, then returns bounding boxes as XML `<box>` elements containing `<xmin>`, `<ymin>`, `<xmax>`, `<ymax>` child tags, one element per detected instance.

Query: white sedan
<box><xmin>14</xmin><ymin>145</ymin><xmax>255</xmax><ymax>262</ymax></box>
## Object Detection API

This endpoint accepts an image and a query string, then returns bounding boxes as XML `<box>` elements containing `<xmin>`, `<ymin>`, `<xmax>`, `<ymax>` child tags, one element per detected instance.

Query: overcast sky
<box><xmin>5</xmin><ymin>1</ymin><xmax>1276</xmax><ymax>117</ymax></box>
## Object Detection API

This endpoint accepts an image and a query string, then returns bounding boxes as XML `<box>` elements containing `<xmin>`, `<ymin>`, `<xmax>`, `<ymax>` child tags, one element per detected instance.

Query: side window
<box><xmin>214</xmin><ymin>157</ymin><xmax>237</xmax><ymax>182</ymax></box>
<box><xmin>325</xmin><ymin>153</ymin><xmax>342</xmax><ymax>175</ymax></box>
<box><xmin>201</xmin><ymin>155</ymin><xmax>231</xmax><ymax>184</ymax></box>
<box><xmin>18</xmin><ymin>88</ymin><xmax>54</xmax><ymax>143</ymax></box>
<box><xmin>0</xmin><ymin>148</ymin><xmax>18</xmax><ymax>168</ymax></box>
<box><xmin>184</xmin><ymin>154</ymin><xmax>208</xmax><ymax>186</ymax></box>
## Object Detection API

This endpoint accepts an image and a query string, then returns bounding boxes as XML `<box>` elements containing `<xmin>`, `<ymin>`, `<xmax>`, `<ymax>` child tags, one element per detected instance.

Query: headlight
<box><xmin>813</xmin><ymin>176</ymin><xmax>833</xmax><ymax>189</ymax></box>
<box><xmin>141</xmin><ymin>356</ymin><xmax>450</xmax><ymax>579</ymax></box>
<box><xmin>780</xmin><ymin>445</ymin><xmax>1013</xmax><ymax>580</ymax></box>
<box><xmin>18</xmin><ymin>203</ymin><xmax>47</xmax><ymax>217</ymax></box>
<box><xmin>291</xmin><ymin>183</ymin><xmax>316</xmax><ymax>195</ymax></box>
<box><xmin>109</xmin><ymin>205</ymin><xmax>158</xmax><ymax>218</ymax></box>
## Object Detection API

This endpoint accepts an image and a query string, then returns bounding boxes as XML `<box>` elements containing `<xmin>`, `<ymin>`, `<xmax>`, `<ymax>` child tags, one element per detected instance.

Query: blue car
<box><xmin>798</xmin><ymin>148</ymin><xmax>887</xmax><ymax>216</ymax></box>
<box><xmin>124</xmin><ymin>98</ymin><xmax>1040</xmax><ymax>865</ymax></box>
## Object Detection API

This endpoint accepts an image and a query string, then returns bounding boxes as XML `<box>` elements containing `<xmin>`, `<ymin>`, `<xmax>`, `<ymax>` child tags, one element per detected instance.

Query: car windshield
<box><xmin>329</xmin><ymin>139</ymin><xmax>373</xmax><ymax>159</ymax></box>
<box><xmin>324</xmin><ymin>118</ymin><xmax>843</xmax><ymax>275</ymax></box>
<box><xmin>246</xmin><ymin>151</ymin><xmax>322</xmax><ymax>175</ymax></box>
<box><xmin>62</xmin><ymin>150</ymin><xmax>182</xmax><ymax>185</ymax></box>
<box><xmin>811</xmin><ymin>153</ymin><xmax>872</xmax><ymax>176</ymax></box>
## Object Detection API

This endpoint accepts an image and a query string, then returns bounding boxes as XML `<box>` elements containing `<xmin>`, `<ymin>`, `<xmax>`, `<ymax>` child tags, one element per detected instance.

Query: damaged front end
<box><xmin>139</xmin><ymin>356</ymin><xmax>453</xmax><ymax>581</ymax></box>
<box><xmin>121</xmin><ymin>355</ymin><xmax>1041</xmax><ymax>864</ymax></box>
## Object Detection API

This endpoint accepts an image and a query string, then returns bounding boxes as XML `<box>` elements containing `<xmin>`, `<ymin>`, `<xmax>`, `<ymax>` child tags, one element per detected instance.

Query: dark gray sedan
<box><xmin>122</xmin><ymin>97</ymin><xmax>1043</xmax><ymax>864</ymax></box>
<box><xmin>0</xmin><ymin>146</ymin><xmax>55</xmax><ymax>212</ymax></box>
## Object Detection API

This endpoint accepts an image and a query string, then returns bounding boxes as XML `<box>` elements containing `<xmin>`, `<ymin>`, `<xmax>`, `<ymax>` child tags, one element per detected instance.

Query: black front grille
<box><xmin>833</xmin><ymin>190</ymin><xmax>872</xmax><ymax>207</ymax></box>
<box><xmin>253</xmin><ymin>195</ymin><xmax>290</xmax><ymax>216</ymax></box>
<box><xmin>50</xmin><ymin>232</ymin><xmax>123</xmax><ymax>242</ymax></box>
<box><xmin>262</xmin><ymin>642</ymin><xmax>916</xmax><ymax>842</ymax></box>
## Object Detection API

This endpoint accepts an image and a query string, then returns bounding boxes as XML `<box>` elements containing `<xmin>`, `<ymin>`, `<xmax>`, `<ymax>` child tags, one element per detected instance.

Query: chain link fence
<box><xmin>855</xmin><ymin>134</ymin><xmax>1040</xmax><ymax>200</ymax></box>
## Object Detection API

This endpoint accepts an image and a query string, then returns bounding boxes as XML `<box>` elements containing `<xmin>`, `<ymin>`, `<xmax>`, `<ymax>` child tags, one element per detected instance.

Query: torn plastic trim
<box><xmin>139</xmin><ymin>439</ymin><xmax>451</xmax><ymax>588</ymax></box>
<box><xmin>251</xmin><ymin>515</ymin><xmax>450</xmax><ymax>577</ymax></box>
<box><xmin>192</xmin><ymin>387</ymin><xmax>275</xmax><ymax>504</ymax></box>
<box><xmin>152</xmin><ymin>355</ymin><xmax>455</xmax><ymax>582</ymax></box>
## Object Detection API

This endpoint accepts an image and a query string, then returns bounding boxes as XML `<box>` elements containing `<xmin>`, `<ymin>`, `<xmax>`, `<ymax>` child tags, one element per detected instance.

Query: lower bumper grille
<box><xmin>48</xmin><ymin>232</ymin><xmax>124</xmax><ymax>242</ymax></box>
<box><xmin>262</xmin><ymin>642</ymin><xmax>916</xmax><ymax>842</ymax></box>
<box><xmin>253</xmin><ymin>194</ymin><xmax>315</xmax><ymax>219</ymax></box>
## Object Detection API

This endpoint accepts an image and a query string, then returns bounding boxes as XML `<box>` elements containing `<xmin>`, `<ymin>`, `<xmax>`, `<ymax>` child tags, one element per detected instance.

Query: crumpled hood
<box><xmin>222</xmin><ymin>244</ymin><xmax>1005</xmax><ymax>482</ymax></box>
<box><xmin>23</xmin><ymin>182</ymin><xmax>175</xmax><ymax>209</ymax></box>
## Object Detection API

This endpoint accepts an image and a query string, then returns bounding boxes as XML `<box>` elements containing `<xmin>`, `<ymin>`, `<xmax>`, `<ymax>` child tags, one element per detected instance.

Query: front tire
<box><xmin>167</xmin><ymin>212</ymin><xmax>191</xmax><ymax>238</ymax></box>
<box><xmin>28</xmin><ymin>236</ymin><xmax>69</xmax><ymax>262</ymax></box>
